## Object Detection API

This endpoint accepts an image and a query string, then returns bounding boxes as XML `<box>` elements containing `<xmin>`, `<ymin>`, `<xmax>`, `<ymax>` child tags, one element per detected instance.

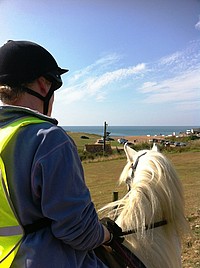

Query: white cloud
<box><xmin>69</xmin><ymin>53</ymin><xmax>122</xmax><ymax>82</ymax></box>
<box><xmin>95</xmin><ymin>91</ymin><xmax>107</xmax><ymax>102</ymax></box>
<box><xmin>58</xmin><ymin>58</ymin><xmax>146</xmax><ymax>104</ymax></box>
<box><xmin>195</xmin><ymin>16</ymin><xmax>200</xmax><ymax>30</ymax></box>
<box><xmin>86</xmin><ymin>63</ymin><xmax>146</xmax><ymax>93</ymax></box>
<box><xmin>140</xmin><ymin>81</ymin><xmax>158</xmax><ymax>93</ymax></box>
<box><xmin>141</xmin><ymin>69</ymin><xmax>200</xmax><ymax>105</ymax></box>
<box><xmin>159</xmin><ymin>52</ymin><xmax>182</xmax><ymax>65</ymax></box>
<box><xmin>137</xmin><ymin>40</ymin><xmax>200</xmax><ymax>113</ymax></box>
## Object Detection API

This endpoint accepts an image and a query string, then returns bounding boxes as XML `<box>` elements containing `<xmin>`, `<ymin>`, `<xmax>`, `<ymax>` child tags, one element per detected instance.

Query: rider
<box><xmin>0</xmin><ymin>40</ymin><xmax>111</xmax><ymax>267</ymax></box>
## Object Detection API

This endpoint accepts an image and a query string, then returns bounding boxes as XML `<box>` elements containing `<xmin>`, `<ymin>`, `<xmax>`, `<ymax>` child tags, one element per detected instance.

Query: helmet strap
<box><xmin>21</xmin><ymin>86</ymin><xmax>54</xmax><ymax>115</ymax></box>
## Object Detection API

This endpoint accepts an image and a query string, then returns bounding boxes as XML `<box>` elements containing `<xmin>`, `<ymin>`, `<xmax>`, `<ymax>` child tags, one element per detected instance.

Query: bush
<box><xmin>129</xmin><ymin>142</ymin><xmax>152</xmax><ymax>151</ymax></box>
<box><xmin>78</xmin><ymin>149</ymin><xmax>113</xmax><ymax>161</ymax></box>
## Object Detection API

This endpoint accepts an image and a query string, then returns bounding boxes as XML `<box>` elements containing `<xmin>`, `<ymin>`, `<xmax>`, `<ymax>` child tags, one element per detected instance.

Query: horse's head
<box><xmin>119</xmin><ymin>142</ymin><xmax>159</xmax><ymax>188</ymax></box>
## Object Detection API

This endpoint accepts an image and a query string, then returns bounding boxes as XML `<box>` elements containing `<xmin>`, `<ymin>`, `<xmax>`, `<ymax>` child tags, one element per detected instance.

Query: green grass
<box><xmin>67</xmin><ymin>132</ymin><xmax>101</xmax><ymax>150</ymax></box>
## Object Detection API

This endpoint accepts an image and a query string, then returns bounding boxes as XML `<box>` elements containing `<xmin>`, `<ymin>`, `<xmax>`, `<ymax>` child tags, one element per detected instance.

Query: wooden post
<box><xmin>113</xmin><ymin>191</ymin><xmax>118</xmax><ymax>201</ymax></box>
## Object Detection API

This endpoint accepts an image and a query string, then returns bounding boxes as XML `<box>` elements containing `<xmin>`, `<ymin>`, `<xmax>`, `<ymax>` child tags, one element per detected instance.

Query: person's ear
<box><xmin>37</xmin><ymin>76</ymin><xmax>51</xmax><ymax>96</ymax></box>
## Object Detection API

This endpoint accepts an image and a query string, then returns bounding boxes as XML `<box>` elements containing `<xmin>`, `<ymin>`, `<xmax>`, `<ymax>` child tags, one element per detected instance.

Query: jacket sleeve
<box><xmin>31</xmin><ymin>130</ymin><xmax>105</xmax><ymax>250</ymax></box>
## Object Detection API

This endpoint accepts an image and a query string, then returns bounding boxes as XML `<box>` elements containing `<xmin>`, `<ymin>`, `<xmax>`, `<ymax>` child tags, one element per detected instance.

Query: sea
<box><xmin>60</xmin><ymin>125</ymin><xmax>199</xmax><ymax>137</ymax></box>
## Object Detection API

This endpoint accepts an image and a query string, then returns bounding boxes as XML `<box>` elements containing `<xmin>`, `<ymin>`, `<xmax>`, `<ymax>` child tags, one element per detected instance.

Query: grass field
<box><xmin>67</xmin><ymin>132</ymin><xmax>200</xmax><ymax>267</ymax></box>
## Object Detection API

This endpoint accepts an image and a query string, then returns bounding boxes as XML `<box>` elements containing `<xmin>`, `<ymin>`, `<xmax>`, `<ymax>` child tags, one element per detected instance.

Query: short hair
<box><xmin>0</xmin><ymin>84</ymin><xmax>25</xmax><ymax>104</ymax></box>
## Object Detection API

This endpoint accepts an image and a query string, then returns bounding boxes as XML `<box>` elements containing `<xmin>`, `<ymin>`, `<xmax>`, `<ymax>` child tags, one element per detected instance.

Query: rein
<box><xmin>121</xmin><ymin>220</ymin><xmax>167</xmax><ymax>236</ymax></box>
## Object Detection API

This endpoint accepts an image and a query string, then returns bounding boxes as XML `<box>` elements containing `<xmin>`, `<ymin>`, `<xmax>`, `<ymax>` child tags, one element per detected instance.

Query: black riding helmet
<box><xmin>0</xmin><ymin>40</ymin><xmax>68</xmax><ymax>115</ymax></box>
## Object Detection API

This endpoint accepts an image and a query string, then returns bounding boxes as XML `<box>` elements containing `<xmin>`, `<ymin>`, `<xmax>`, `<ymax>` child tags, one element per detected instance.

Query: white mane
<box><xmin>100</xmin><ymin>144</ymin><xmax>189</xmax><ymax>268</ymax></box>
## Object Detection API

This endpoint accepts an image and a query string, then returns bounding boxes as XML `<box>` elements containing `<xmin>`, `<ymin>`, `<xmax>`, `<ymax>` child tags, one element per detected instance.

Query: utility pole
<box><xmin>103</xmin><ymin>121</ymin><xmax>107</xmax><ymax>153</ymax></box>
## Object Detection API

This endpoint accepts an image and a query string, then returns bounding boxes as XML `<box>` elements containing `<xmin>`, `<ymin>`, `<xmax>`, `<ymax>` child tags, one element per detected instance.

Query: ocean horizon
<box><xmin>60</xmin><ymin>125</ymin><xmax>199</xmax><ymax>137</ymax></box>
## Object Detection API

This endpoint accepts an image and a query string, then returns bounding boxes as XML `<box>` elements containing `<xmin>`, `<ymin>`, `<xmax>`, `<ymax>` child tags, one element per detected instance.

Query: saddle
<box><xmin>97</xmin><ymin>217</ymin><xmax>146</xmax><ymax>268</ymax></box>
<box><xmin>95</xmin><ymin>240</ymin><xmax>146</xmax><ymax>268</ymax></box>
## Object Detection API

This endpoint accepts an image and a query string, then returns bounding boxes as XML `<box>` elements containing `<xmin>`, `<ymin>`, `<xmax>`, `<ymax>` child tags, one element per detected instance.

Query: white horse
<box><xmin>100</xmin><ymin>144</ymin><xmax>189</xmax><ymax>268</ymax></box>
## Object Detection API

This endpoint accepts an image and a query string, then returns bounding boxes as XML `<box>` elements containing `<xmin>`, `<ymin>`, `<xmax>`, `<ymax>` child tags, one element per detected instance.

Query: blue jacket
<box><xmin>0</xmin><ymin>106</ymin><xmax>107</xmax><ymax>268</ymax></box>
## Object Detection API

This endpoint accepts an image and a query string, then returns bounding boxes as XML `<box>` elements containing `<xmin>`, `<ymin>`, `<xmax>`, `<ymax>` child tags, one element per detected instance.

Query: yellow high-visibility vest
<box><xmin>0</xmin><ymin>116</ymin><xmax>46</xmax><ymax>267</ymax></box>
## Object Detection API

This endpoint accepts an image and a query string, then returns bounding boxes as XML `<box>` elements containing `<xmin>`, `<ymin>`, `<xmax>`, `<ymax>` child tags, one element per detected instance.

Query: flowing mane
<box><xmin>100</xmin><ymin>144</ymin><xmax>189</xmax><ymax>268</ymax></box>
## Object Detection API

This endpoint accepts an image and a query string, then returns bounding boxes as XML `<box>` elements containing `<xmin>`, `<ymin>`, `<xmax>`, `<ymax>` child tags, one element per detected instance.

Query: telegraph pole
<box><xmin>103</xmin><ymin>121</ymin><xmax>107</xmax><ymax>153</ymax></box>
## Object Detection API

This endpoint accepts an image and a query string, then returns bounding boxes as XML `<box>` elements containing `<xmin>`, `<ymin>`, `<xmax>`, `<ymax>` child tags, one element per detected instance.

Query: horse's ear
<box><xmin>124</xmin><ymin>143</ymin><xmax>137</xmax><ymax>162</ymax></box>
<box><xmin>152</xmin><ymin>143</ymin><xmax>159</xmax><ymax>152</ymax></box>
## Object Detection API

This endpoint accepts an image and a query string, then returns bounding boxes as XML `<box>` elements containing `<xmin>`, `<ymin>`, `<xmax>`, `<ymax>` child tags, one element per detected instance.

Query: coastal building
<box><xmin>191</xmin><ymin>128</ymin><xmax>200</xmax><ymax>136</ymax></box>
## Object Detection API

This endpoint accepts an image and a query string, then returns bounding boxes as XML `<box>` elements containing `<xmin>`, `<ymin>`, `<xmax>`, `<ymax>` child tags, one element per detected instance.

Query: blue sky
<box><xmin>0</xmin><ymin>0</ymin><xmax>200</xmax><ymax>126</ymax></box>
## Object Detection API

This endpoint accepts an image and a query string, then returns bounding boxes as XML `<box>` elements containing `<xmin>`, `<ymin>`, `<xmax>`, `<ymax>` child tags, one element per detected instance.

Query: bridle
<box><xmin>126</xmin><ymin>152</ymin><xmax>147</xmax><ymax>191</ymax></box>
<box><xmin>130</xmin><ymin>152</ymin><xmax>147</xmax><ymax>179</ymax></box>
